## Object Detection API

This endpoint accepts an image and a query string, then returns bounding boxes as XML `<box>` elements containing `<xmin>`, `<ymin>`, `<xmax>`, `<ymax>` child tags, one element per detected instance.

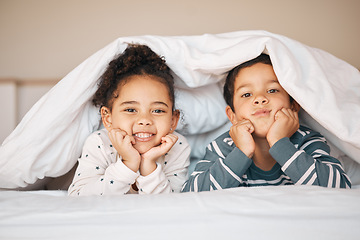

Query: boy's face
<box><xmin>226</xmin><ymin>62</ymin><xmax>295</xmax><ymax>138</ymax></box>
<box><xmin>102</xmin><ymin>75</ymin><xmax>179</xmax><ymax>154</ymax></box>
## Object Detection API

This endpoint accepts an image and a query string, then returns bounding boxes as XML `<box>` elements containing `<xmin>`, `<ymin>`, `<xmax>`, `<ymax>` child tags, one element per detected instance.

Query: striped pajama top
<box><xmin>181</xmin><ymin>125</ymin><xmax>351</xmax><ymax>192</ymax></box>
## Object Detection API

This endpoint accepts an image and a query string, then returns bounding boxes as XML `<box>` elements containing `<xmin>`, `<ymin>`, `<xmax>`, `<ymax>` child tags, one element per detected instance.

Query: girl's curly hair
<box><xmin>93</xmin><ymin>44</ymin><xmax>175</xmax><ymax>111</ymax></box>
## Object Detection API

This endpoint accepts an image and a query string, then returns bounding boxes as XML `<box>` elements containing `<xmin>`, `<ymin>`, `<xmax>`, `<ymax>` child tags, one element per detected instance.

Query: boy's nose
<box><xmin>253</xmin><ymin>96</ymin><xmax>268</xmax><ymax>105</ymax></box>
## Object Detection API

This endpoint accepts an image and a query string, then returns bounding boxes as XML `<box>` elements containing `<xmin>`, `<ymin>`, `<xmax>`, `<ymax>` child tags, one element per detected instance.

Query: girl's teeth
<box><xmin>135</xmin><ymin>133</ymin><xmax>153</xmax><ymax>138</ymax></box>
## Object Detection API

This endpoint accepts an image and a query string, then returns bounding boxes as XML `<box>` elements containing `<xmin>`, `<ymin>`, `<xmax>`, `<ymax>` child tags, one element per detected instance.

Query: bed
<box><xmin>1</xmin><ymin>30</ymin><xmax>360</xmax><ymax>239</ymax></box>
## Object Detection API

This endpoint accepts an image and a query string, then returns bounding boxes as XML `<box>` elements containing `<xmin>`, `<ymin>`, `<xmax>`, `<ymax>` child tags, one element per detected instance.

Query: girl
<box><xmin>68</xmin><ymin>44</ymin><xmax>191</xmax><ymax>196</ymax></box>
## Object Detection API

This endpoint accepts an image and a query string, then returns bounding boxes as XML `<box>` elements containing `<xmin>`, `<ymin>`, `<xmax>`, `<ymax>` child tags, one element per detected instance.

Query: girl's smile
<box><xmin>134</xmin><ymin>132</ymin><xmax>155</xmax><ymax>142</ymax></box>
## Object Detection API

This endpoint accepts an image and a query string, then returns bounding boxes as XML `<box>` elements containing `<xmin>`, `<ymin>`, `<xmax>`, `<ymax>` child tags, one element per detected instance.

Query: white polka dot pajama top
<box><xmin>68</xmin><ymin>129</ymin><xmax>191</xmax><ymax>196</ymax></box>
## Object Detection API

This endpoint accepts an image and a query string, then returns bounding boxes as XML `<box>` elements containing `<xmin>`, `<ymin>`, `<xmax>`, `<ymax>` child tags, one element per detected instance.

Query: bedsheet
<box><xmin>0</xmin><ymin>30</ymin><xmax>359</xmax><ymax>189</ymax></box>
<box><xmin>1</xmin><ymin>185</ymin><xmax>360</xmax><ymax>240</ymax></box>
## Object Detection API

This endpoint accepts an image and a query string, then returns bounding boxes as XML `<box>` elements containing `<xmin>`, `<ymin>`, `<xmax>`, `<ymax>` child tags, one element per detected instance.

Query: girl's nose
<box><xmin>137</xmin><ymin>113</ymin><xmax>152</xmax><ymax>126</ymax></box>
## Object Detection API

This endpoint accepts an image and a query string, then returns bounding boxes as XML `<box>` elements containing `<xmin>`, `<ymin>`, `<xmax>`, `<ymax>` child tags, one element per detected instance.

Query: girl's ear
<box><xmin>291</xmin><ymin>100</ymin><xmax>301</xmax><ymax>112</ymax></box>
<box><xmin>225</xmin><ymin>105</ymin><xmax>237</xmax><ymax>125</ymax></box>
<box><xmin>169</xmin><ymin>110</ymin><xmax>180</xmax><ymax>133</ymax></box>
<box><xmin>101</xmin><ymin>106</ymin><xmax>112</xmax><ymax>131</ymax></box>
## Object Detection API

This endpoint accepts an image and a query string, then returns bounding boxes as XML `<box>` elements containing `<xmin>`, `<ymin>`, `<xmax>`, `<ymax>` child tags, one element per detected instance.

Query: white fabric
<box><xmin>1</xmin><ymin>186</ymin><xmax>360</xmax><ymax>240</ymax></box>
<box><xmin>1</xmin><ymin>30</ymin><xmax>359</xmax><ymax>189</ymax></box>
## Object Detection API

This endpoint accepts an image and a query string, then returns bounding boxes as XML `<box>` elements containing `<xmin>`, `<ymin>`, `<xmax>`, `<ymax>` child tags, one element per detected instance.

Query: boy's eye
<box><xmin>241</xmin><ymin>93</ymin><xmax>252</xmax><ymax>98</ymax></box>
<box><xmin>153</xmin><ymin>109</ymin><xmax>165</xmax><ymax>114</ymax></box>
<box><xmin>268</xmin><ymin>89</ymin><xmax>279</xmax><ymax>93</ymax></box>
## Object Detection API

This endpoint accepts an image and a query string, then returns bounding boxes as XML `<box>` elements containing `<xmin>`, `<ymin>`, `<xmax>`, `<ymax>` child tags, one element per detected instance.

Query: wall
<box><xmin>0</xmin><ymin>0</ymin><xmax>359</xmax><ymax>142</ymax></box>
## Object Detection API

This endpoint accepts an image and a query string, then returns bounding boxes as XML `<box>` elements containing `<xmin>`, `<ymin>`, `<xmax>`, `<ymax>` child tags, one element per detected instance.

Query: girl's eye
<box><xmin>125</xmin><ymin>108</ymin><xmax>136</xmax><ymax>113</ymax></box>
<box><xmin>268</xmin><ymin>89</ymin><xmax>279</xmax><ymax>93</ymax></box>
<box><xmin>241</xmin><ymin>93</ymin><xmax>252</xmax><ymax>98</ymax></box>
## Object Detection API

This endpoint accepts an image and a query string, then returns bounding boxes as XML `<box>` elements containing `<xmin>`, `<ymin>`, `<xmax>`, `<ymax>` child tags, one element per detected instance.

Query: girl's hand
<box><xmin>266</xmin><ymin>108</ymin><xmax>299</xmax><ymax>147</ymax></box>
<box><xmin>140</xmin><ymin>133</ymin><xmax>178</xmax><ymax>176</ymax></box>
<box><xmin>229</xmin><ymin>119</ymin><xmax>255</xmax><ymax>158</ymax></box>
<box><xmin>108</xmin><ymin>129</ymin><xmax>141</xmax><ymax>172</ymax></box>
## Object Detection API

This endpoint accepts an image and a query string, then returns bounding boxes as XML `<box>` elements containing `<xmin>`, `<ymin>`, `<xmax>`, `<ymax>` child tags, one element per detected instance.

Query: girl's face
<box><xmin>226</xmin><ymin>63</ymin><xmax>297</xmax><ymax>138</ymax></box>
<box><xmin>102</xmin><ymin>75</ymin><xmax>179</xmax><ymax>154</ymax></box>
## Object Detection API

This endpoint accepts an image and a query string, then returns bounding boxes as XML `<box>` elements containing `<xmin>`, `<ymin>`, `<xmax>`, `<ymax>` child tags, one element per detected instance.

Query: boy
<box><xmin>182</xmin><ymin>54</ymin><xmax>351</xmax><ymax>192</ymax></box>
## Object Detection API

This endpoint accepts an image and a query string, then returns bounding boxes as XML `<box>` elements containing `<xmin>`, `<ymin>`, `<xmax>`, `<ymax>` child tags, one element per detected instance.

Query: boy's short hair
<box><xmin>223</xmin><ymin>53</ymin><xmax>272</xmax><ymax>111</ymax></box>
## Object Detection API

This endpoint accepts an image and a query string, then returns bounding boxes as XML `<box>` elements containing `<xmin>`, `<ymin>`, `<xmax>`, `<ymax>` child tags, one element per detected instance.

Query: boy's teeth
<box><xmin>135</xmin><ymin>133</ymin><xmax>153</xmax><ymax>138</ymax></box>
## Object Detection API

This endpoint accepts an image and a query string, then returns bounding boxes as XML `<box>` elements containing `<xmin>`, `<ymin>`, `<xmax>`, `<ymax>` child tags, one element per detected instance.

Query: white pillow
<box><xmin>175</xmin><ymin>82</ymin><xmax>228</xmax><ymax>135</ymax></box>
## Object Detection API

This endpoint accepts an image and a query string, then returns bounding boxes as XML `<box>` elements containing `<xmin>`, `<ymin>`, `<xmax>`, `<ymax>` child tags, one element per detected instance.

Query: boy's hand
<box><xmin>140</xmin><ymin>133</ymin><xmax>178</xmax><ymax>176</ymax></box>
<box><xmin>266</xmin><ymin>108</ymin><xmax>299</xmax><ymax>147</ymax></box>
<box><xmin>108</xmin><ymin>129</ymin><xmax>141</xmax><ymax>172</ymax></box>
<box><xmin>229</xmin><ymin>119</ymin><xmax>255</xmax><ymax>158</ymax></box>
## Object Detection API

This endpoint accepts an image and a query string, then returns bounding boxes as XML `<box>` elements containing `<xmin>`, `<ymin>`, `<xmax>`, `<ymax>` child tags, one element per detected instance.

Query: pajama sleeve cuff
<box><xmin>109</xmin><ymin>158</ymin><xmax>139</xmax><ymax>183</ymax></box>
<box><xmin>136</xmin><ymin>163</ymin><xmax>168</xmax><ymax>194</ymax></box>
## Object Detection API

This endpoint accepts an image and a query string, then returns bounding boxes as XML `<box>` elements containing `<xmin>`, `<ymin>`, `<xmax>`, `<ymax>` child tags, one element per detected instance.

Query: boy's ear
<box><xmin>291</xmin><ymin>100</ymin><xmax>301</xmax><ymax>112</ymax></box>
<box><xmin>169</xmin><ymin>110</ymin><xmax>180</xmax><ymax>133</ymax></box>
<box><xmin>225</xmin><ymin>105</ymin><xmax>237</xmax><ymax>125</ymax></box>
<box><xmin>101</xmin><ymin>106</ymin><xmax>112</xmax><ymax>131</ymax></box>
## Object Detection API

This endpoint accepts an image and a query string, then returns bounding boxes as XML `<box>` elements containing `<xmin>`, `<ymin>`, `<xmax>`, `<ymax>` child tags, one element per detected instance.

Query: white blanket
<box><xmin>1</xmin><ymin>30</ymin><xmax>359</xmax><ymax>189</ymax></box>
<box><xmin>1</xmin><ymin>186</ymin><xmax>360</xmax><ymax>240</ymax></box>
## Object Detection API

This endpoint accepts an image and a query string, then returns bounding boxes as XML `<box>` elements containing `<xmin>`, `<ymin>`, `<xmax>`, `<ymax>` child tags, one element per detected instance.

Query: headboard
<box><xmin>0</xmin><ymin>78</ymin><xmax>59</xmax><ymax>143</ymax></box>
